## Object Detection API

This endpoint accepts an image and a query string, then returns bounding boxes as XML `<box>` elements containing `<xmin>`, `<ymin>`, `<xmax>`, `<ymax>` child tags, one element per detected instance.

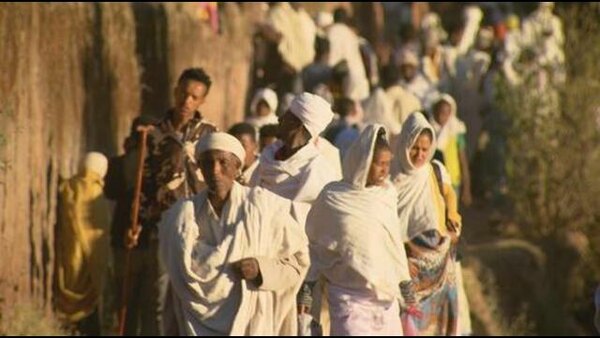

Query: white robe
<box><xmin>385</xmin><ymin>85</ymin><xmax>422</xmax><ymax>128</ymax></box>
<box><xmin>314</xmin><ymin>136</ymin><xmax>343</xmax><ymax>179</ymax></box>
<box><xmin>240</xmin><ymin>157</ymin><xmax>260</xmax><ymax>187</ymax></box>
<box><xmin>267</xmin><ymin>3</ymin><xmax>316</xmax><ymax>72</ymax></box>
<box><xmin>158</xmin><ymin>182</ymin><xmax>310</xmax><ymax>335</ymax></box>
<box><xmin>392</xmin><ymin>113</ymin><xmax>450</xmax><ymax>241</ymax></box>
<box><xmin>307</xmin><ymin>124</ymin><xmax>411</xmax><ymax>299</ymax></box>
<box><xmin>255</xmin><ymin>140</ymin><xmax>341</xmax><ymax>227</ymax></box>
<box><xmin>327</xmin><ymin>23</ymin><xmax>370</xmax><ymax>101</ymax></box>
<box><xmin>307</xmin><ymin>124</ymin><xmax>410</xmax><ymax>336</ymax></box>
<box><xmin>399</xmin><ymin>73</ymin><xmax>438</xmax><ymax>111</ymax></box>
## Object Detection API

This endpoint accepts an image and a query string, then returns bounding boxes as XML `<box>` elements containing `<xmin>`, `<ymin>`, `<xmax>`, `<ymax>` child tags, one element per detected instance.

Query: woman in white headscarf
<box><xmin>393</xmin><ymin>112</ymin><xmax>462</xmax><ymax>336</ymax></box>
<box><xmin>246</xmin><ymin>88</ymin><xmax>280</xmax><ymax>130</ymax></box>
<box><xmin>430</xmin><ymin>93</ymin><xmax>471</xmax><ymax>205</ymax></box>
<box><xmin>306</xmin><ymin>125</ymin><xmax>412</xmax><ymax>335</ymax></box>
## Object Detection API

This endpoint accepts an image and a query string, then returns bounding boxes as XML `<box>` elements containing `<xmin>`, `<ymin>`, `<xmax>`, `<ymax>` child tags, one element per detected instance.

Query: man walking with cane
<box><xmin>108</xmin><ymin>68</ymin><xmax>217</xmax><ymax>335</ymax></box>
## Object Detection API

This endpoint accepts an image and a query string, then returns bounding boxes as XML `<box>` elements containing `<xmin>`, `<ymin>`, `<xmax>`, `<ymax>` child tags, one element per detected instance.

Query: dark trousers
<box><xmin>114</xmin><ymin>240</ymin><xmax>168</xmax><ymax>336</ymax></box>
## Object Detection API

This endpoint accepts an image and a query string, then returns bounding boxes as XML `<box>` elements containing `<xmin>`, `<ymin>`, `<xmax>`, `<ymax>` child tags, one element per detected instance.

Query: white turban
<box><xmin>289</xmin><ymin>92</ymin><xmax>334</xmax><ymax>138</ymax></box>
<box><xmin>316</xmin><ymin>11</ymin><xmax>333</xmax><ymax>29</ymax></box>
<box><xmin>196</xmin><ymin>132</ymin><xmax>246</xmax><ymax>166</ymax></box>
<box><xmin>83</xmin><ymin>152</ymin><xmax>108</xmax><ymax>179</ymax></box>
<box><xmin>250</xmin><ymin>88</ymin><xmax>279</xmax><ymax>116</ymax></box>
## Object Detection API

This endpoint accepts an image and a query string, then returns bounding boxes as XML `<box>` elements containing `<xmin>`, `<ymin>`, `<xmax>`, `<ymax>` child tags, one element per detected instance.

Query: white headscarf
<box><xmin>430</xmin><ymin>93</ymin><xmax>467</xmax><ymax>151</ymax></box>
<box><xmin>306</xmin><ymin>124</ymin><xmax>411</xmax><ymax>301</ymax></box>
<box><xmin>342</xmin><ymin>124</ymin><xmax>387</xmax><ymax>188</ymax></box>
<box><xmin>247</xmin><ymin>88</ymin><xmax>280</xmax><ymax>130</ymax></box>
<box><xmin>82</xmin><ymin>152</ymin><xmax>108</xmax><ymax>179</ymax></box>
<box><xmin>393</xmin><ymin>112</ymin><xmax>443</xmax><ymax>241</ymax></box>
<box><xmin>196</xmin><ymin>132</ymin><xmax>246</xmax><ymax>166</ymax></box>
<box><xmin>250</xmin><ymin>88</ymin><xmax>278</xmax><ymax>116</ymax></box>
<box><xmin>289</xmin><ymin>92</ymin><xmax>334</xmax><ymax>138</ymax></box>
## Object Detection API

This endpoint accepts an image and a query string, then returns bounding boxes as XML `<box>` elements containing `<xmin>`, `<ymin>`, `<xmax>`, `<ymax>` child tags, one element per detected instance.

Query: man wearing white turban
<box><xmin>158</xmin><ymin>132</ymin><xmax>310</xmax><ymax>335</ymax></box>
<box><xmin>254</xmin><ymin>93</ymin><xmax>342</xmax><ymax>334</ymax></box>
<box><xmin>255</xmin><ymin>92</ymin><xmax>341</xmax><ymax>226</ymax></box>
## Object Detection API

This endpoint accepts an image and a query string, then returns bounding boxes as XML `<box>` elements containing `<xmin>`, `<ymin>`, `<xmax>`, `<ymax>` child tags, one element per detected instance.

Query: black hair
<box><xmin>333</xmin><ymin>7</ymin><xmax>349</xmax><ymax>24</ymax></box>
<box><xmin>420</xmin><ymin>128</ymin><xmax>434</xmax><ymax>141</ymax></box>
<box><xmin>398</xmin><ymin>23</ymin><xmax>418</xmax><ymax>42</ymax></box>
<box><xmin>228</xmin><ymin>122</ymin><xmax>257</xmax><ymax>141</ymax></box>
<box><xmin>333</xmin><ymin>97</ymin><xmax>356</xmax><ymax>118</ymax></box>
<box><xmin>374</xmin><ymin>128</ymin><xmax>391</xmax><ymax>152</ymax></box>
<box><xmin>259</xmin><ymin>123</ymin><xmax>279</xmax><ymax>139</ymax></box>
<box><xmin>315</xmin><ymin>36</ymin><xmax>330</xmax><ymax>58</ymax></box>
<box><xmin>177</xmin><ymin>67</ymin><xmax>212</xmax><ymax>95</ymax></box>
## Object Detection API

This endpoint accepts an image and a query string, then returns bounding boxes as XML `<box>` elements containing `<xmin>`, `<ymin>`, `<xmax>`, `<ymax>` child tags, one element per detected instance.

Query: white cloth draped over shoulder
<box><xmin>393</xmin><ymin>113</ymin><xmax>450</xmax><ymax>241</ymax></box>
<box><xmin>267</xmin><ymin>3</ymin><xmax>315</xmax><ymax>72</ymax></box>
<box><xmin>327</xmin><ymin>23</ymin><xmax>370</xmax><ymax>101</ymax></box>
<box><xmin>314</xmin><ymin>136</ymin><xmax>343</xmax><ymax>179</ymax></box>
<box><xmin>255</xmin><ymin>140</ymin><xmax>341</xmax><ymax>227</ymax></box>
<box><xmin>158</xmin><ymin>182</ymin><xmax>310</xmax><ymax>335</ymax></box>
<box><xmin>306</xmin><ymin>124</ymin><xmax>411</xmax><ymax>303</ymax></box>
<box><xmin>362</xmin><ymin>87</ymin><xmax>402</xmax><ymax>137</ymax></box>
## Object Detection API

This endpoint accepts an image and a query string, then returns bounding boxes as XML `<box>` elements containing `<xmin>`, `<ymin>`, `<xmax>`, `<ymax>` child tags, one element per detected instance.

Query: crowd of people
<box><xmin>53</xmin><ymin>2</ymin><xmax>567</xmax><ymax>336</ymax></box>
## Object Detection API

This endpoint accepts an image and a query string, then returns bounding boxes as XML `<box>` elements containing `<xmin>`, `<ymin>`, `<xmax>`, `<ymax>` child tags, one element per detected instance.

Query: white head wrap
<box><xmin>315</xmin><ymin>11</ymin><xmax>334</xmax><ymax>29</ymax></box>
<box><xmin>289</xmin><ymin>92</ymin><xmax>334</xmax><ymax>138</ymax></box>
<box><xmin>196</xmin><ymin>132</ymin><xmax>246</xmax><ymax>166</ymax></box>
<box><xmin>250</xmin><ymin>88</ymin><xmax>278</xmax><ymax>116</ymax></box>
<box><xmin>83</xmin><ymin>152</ymin><xmax>108</xmax><ymax>179</ymax></box>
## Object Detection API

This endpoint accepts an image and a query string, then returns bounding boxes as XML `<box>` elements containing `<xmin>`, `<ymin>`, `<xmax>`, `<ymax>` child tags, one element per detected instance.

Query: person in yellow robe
<box><xmin>55</xmin><ymin>152</ymin><xmax>110</xmax><ymax>335</ymax></box>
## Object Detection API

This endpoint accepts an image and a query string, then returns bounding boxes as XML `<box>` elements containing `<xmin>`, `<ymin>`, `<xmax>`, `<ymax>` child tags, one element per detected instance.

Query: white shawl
<box><xmin>314</xmin><ymin>136</ymin><xmax>343</xmax><ymax>179</ymax></box>
<box><xmin>430</xmin><ymin>93</ymin><xmax>466</xmax><ymax>151</ymax></box>
<box><xmin>327</xmin><ymin>23</ymin><xmax>370</xmax><ymax>101</ymax></box>
<box><xmin>268</xmin><ymin>3</ymin><xmax>315</xmax><ymax>72</ymax></box>
<box><xmin>158</xmin><ymin>182</ymin><xmax>309</xmax><ymax>335</ymax></box>
<box><xmin>362</xmin><ymin>87</ymin><xmax>401</xmax><ymax>136</ymax></box>
<box><xmin>255</xmin><ymin>140</ymin><xmax>341</xmax><ymax>227</ymax></box>
<box><xmin>393</xmin><ymin>113</ymin><xmax>446</xmax><ymax>241</ymax></box>
<box><xmin>307</xmin><ymin>124</ymin><xmax>411</xmax><ymax>302</ymax></box>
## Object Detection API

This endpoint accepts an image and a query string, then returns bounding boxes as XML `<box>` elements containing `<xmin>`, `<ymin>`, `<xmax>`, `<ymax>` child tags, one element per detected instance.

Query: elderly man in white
<box><xmin>253</xmin><ymin>92</ymin><xmax>342</xmax><ymax>335</ymax></box>
<box><xmin>158</xmin><ymin>132</ymin><xmax>310</xmax><ymax>336</ymax></box>
<box><xmin>253</xmin><ymin>92</ymin><xmax>341</xmax><ymax>227</ymax></box>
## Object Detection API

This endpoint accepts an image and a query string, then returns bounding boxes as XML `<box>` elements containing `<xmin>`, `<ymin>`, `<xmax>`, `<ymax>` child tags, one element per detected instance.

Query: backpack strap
<box><xmin>432</xmin><ymin>161</ymin><xmax>444</xmax><ymax>198</ymax></box>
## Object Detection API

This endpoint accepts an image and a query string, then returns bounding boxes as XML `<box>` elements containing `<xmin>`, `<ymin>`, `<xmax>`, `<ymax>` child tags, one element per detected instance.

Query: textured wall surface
<box><xmin>0</xmin><ymin>2</ymin><xmax>257</xmax><ymax>313</ymax></box>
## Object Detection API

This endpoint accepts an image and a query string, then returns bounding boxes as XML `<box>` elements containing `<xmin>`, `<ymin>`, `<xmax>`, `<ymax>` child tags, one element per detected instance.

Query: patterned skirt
<box><xmin>405</xmin><ymin>230</ymin><xmax>458</xmax><ymax>336</ymax></box>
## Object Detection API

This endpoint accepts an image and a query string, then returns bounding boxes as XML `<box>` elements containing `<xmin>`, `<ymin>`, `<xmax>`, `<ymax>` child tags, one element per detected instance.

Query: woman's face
<box><xmin>366</xmin><ymin>148</ymin><xmax>392</xmax><ymax>187</ymax></box>
<box><xmin>256</xmin><ymin>100</ymin><xmax>272</xmax><ymax>117</ymax></box>
<box><xmin>434</xmin><ymin>101</ymin><xmax>452</xmax><ymax>126</ymax></box>
<box><xmin>409</xmin><ymin>133</ymin><xmax>432</xmax><ymax>168</ymax></box>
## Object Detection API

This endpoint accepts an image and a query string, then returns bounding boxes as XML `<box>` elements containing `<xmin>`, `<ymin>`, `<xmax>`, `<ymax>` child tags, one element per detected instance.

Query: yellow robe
<box><xmin>55</xmin><ymin>170</ymin><xmax>109</xmax><ymax>322</ymax></box>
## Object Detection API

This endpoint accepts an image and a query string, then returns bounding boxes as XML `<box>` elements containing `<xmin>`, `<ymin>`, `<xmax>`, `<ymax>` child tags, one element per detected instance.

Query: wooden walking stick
<box><xmin>117</xmin><ymin>125</ymin><xmax>154</xmax><ymax>336</ymax></box>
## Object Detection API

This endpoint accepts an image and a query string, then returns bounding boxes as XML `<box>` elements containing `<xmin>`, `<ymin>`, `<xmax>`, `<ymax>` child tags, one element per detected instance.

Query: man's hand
<box><xmin>232</xmin><ymin>258</ymin><xmax>261</xmax><ymax>282</ymax></box>
<box><xmin>124</xmin><ymin>226</ymin><xmax>142</xmax><ymax>249</ymax></box>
